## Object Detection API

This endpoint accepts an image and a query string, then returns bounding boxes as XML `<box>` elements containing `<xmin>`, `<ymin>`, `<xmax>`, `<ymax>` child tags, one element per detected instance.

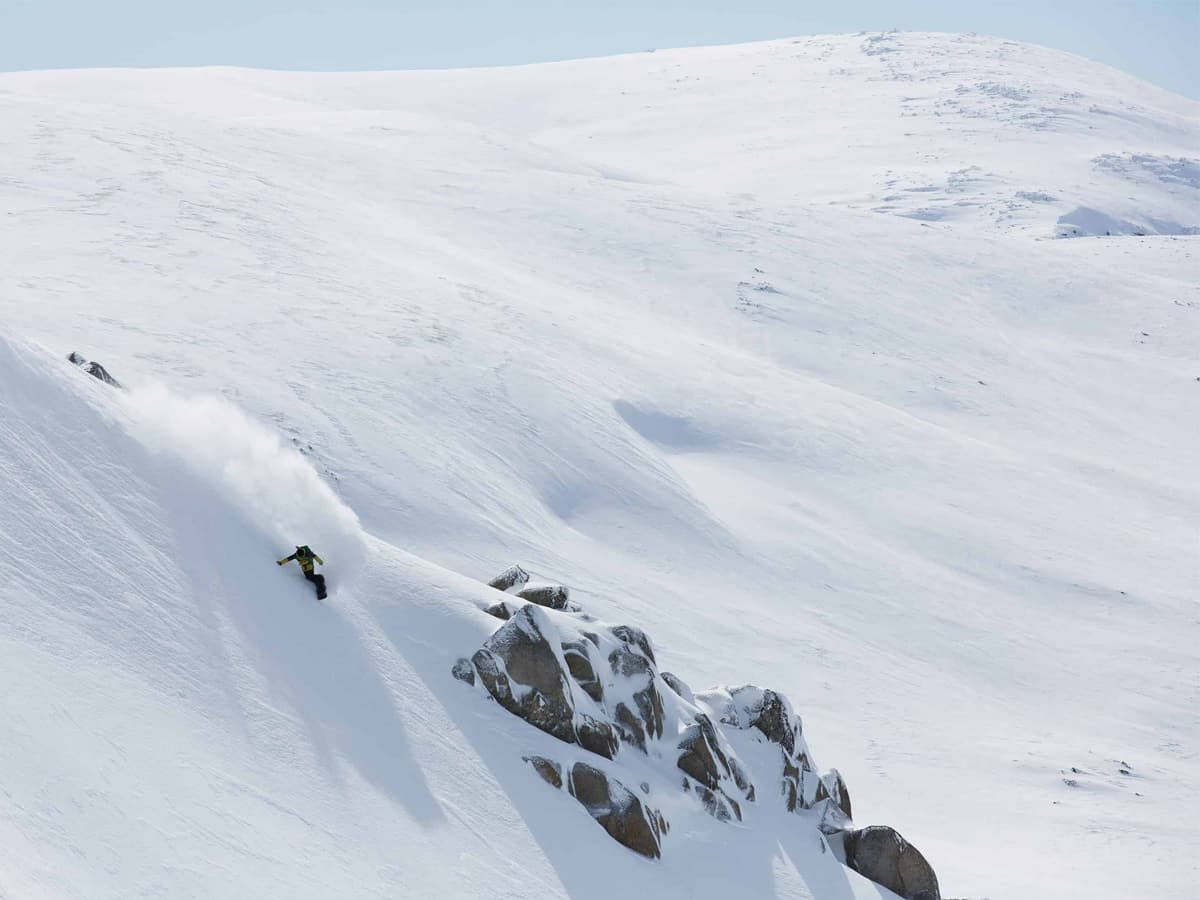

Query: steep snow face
<box><xmin>0</xmin><ymin>336</ymin><xmax>892</xmax><ymax>900</ymax></box>
<box><xmin>1</xmin><ymin>32</ymin><xmax>1198</xmax><ymax>900</ymax></box>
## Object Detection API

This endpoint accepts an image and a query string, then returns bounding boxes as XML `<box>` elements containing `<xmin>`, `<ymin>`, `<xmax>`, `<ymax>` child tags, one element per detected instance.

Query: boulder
<box><xmin>471</xmin><ymin>606</ymin><xmax>576</xmax><ymax>745</ymax></box>
<box><xmin>451</xmin><ymin>658</ymin><xmax>475</xmax><ymax>686</ymax></box>
<box><xmin>575</xmin><ymin>714</ymin><xmax>619</xmax><ymax>760</ymax></box>
<box><xmin>523</xmin><ymin>755</ymin><xmax>563</xmax><ymax>790</ymax></box>
<box><xmin>466</xmin><ymin>605</ymin><xmax>618</xmax><ymax>759</ymax></box>
<box><xmin>487</xmin><ymin>565</ymin><xmax>530</xmax><ymax>592</ymax></box>
<box><xmin>516</xmin><ymin>584</ymin><xmax>570</xmax><ymax>610</ymax></box>
<box><xmin>567</xmin><ymin>762</ymin><xmax>666</xmax><ymax>859</ymax></box>
<box><xmin>68</xmin><ymin>352</ymin><xmax>121</xmax><ymax>388</ymax></box>
<box><xmin>484</xmin><ymin>599</ymin><xmax>518</xmax><ymax>620</ymax></box>
<box><xmin>843</xmin><ymin>826</ymin><xmax>940</xmax><ymax>900</ymax></box>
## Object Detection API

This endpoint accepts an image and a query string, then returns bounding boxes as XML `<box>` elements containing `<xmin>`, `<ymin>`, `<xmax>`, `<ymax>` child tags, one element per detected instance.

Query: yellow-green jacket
<box><xmin>278</xmin><ymin>546</ymin><xmax>323</xmax><ymax>574</ymax></box>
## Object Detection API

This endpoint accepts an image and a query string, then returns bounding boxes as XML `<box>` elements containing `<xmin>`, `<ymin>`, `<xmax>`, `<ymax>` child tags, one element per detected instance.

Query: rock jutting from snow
<box><xmin>484</xmin><ymin>599</ymin><xmax>519</xmax><ymax>620</ymax></box>
<box><xmin>516</xmin><ymin>584</ymin><xmax>570</xmax><ymax>610</ymax></box>
<box><xmin>454</xmin><ymin>583</ymin><xmax>937</xmax><ymax>885</ymax></box>
<box><xmin>68</xmin><ymin>351</ymin><xmax>122</xmax><ymax>388</ymax></box>
<box><xmin>487</xmin><ymin>564</ymin><xmax>530</xmax><ymax>592</ymax></box>
<box><xmin>523</xmin><ymin>755</ymin><xmax>563</xmax><ymax>790</ymax></box>
<box><xmin>842</xmin><ymin>825</ymin><xmax>941</xmax><ymax>900</ymax></box>
<box><xmin>567</xmin><ymin>761</ymin><xmax>667</xmax><ymax>860</ymax></box>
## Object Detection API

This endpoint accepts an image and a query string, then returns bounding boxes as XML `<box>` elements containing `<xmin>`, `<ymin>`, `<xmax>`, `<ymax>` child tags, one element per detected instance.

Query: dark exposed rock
<box><xmin>611</xmin><ymin>625</ymin><xmax>655</xmax><ymax>665</ymax></box>
<box><xmin>473</xmin><ymin>607</ymin><xmax>576</xmax><ymax>745</ymax></box>
<box><xmin>561</xmin><ymin>640</ymin><xmax>603</xmax><ymax>702</ymax></box>
<box><xmin>843</xmin><ymin>826</ymin><xmax>940</xmax><ymax>900</ymax></box>
<box><xmin>749</xmin><ymin>689</ymin><xmax>796</xmax><ymax>755</ymax></box>
<box><xmin>676</xmin><ymin>714</ymin><xmax>731</xmax><ymax>790</ymax></box>
<box><xmin>523</xmin><ymin>755</ymin><xmax>563</xmax><ymax>790</ymax></box>
<box><xmin>607</xmin><ymin>643</ymin><xmax>665</xmax><ymax>749</ymax></box>
<box><xmin>608</xmin><ymin>643</ymin><xmax>650</xmax><ymax>679</ymax></box>
<box><xmin>729</xmin><ymin>757</ymin><xmax>754</xmax><ymax>801</ymax></box>
<box><xmin>516</xmin><ymin>584</ymin><xmax>570</xmax><ymax>610</ymax></box>
<box><xmin>614</xmin><ymin>703</ymin><xmax>646</xmax><ymax>752</ymax></box>
<box><xmin>575</xmin><ymin>714</ymin><xmax>619</xmax><ymax>760</ymax></box>
<box><xmin>484</xmin><ymin>600</ymin><xmax>517</xmax><ymax>620</ymax></box>
<box><xmin>633</xmin><ymin>683</ymin><xmax>665</xmax><ymax>743</ymax></box>
<box><xmin>567</xmin><ymin>762</ymin><xmax>665</xmax><ymax>859</ymax></box>
<box><xmin>783</xmin><ymin>753</ymin><xmax>800</xmax><ymax>811</ymax></box>
<box><xmin>695</xmin><ymin>784</ymin><xmax>741</xmax><ymax>822</ymax></box>
<box><xmin>68</xmin><ymin>352</ymin><xmax>122</xmax><ymax>388</ymax></box>
<box><xmin>487</xmin><ymin>565</ymin><xmax>530</xmax><ymax>592</ymax></box>
<box><xmin>451</xmin><ymin>657</ymin><xmax>475</xmax><ymax>686</ymax></box>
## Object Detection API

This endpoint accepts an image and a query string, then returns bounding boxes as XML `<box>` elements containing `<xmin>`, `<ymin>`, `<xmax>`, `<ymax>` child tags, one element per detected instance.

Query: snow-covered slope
<box><xmin>1</xmin><ymin>31</ymin><xmax>1197</xmax><ymax>899</ymax></box>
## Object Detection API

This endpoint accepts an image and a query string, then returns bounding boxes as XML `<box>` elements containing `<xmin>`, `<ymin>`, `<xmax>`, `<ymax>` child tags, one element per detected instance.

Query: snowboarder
<box><xmin>277</xmin><ymin>545</ymin><xmax>327</xmax><ymax>600</ymax></box>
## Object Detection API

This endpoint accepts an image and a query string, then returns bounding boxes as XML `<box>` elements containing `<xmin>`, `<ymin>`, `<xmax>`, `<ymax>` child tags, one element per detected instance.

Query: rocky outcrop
<box><xmin>454</xmin><ymin>578</ymin><xmax>936</xmax><ymax>884</ymax></box>
<box><xmin>675</xmin><ymin>712</ymin><xmax>750</xmax><ymax>821</ymax></box>
<box><xmin>701</xmin><ymin>684</ymin><xmax>847</xmax><ymax>827</ymax></box>
<box><xmin>843</xmin><ymin>826</ymin><xmax>940</xmax><ymax>900</ymax></box>
<box><xmin>68</xmin><ymin>352</ymin><xmax>121</xmax><ymax>388</ymax></box>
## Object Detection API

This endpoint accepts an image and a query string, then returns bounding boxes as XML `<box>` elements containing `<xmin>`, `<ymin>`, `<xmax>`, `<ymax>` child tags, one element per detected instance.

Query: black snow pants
<box><xmin>303</xmin><ymin>570</ymin><xmax>326</xmax><ymax>595</ymax></box>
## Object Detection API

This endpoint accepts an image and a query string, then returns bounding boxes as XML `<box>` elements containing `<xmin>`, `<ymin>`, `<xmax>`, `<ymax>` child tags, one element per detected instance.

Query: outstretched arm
<box><xmin>277</xmin><ymin>553</ymin><xmax>296</xmax><ymax>566</ymax></box>
<box><xmin>314</xmin><ymin>553</ymin><xmax>324</xmax><ymax>565</ymax></box>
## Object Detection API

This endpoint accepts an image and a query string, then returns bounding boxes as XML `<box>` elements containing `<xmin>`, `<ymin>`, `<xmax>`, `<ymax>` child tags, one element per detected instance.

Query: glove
<box><xmin>276</xmin><ymin>560</ymin><xmax>284</xmax><ymax>566</ymax></box>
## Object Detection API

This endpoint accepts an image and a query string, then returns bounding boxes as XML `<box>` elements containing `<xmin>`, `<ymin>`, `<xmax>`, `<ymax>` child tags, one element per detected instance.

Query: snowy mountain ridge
<box><xmin>1</xmin><ymin>31</ymin><xmax>1197</xmax><ymax>899</ymax></box>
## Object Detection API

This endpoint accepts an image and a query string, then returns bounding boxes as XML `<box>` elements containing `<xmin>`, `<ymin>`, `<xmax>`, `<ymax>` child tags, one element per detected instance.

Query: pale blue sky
<box><xmin>2</xmin><ymin>0</ymin><xmax>1197</xmax><ymax>98</ymax></box>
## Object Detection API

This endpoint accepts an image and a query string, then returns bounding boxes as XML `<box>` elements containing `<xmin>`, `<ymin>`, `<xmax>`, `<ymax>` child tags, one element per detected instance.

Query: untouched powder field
<box><xmin>1</xmin><ymin>31</ymin><xmax>1197</xmax><ymax>900</ymax></box>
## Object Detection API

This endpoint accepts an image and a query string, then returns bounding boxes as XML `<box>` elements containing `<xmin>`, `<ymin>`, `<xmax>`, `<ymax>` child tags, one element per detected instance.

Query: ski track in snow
<box><xmin>1</xmin><ymin>31</ymin><xmax>1198</xmax><ymax>900</ymax></box>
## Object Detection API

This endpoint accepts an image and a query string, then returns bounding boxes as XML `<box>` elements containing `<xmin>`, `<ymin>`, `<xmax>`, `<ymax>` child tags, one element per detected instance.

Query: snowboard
<box><xmin>314</xmin><ymin>573</ymin><xmax>327</xmax><ymax>601</ymax></box>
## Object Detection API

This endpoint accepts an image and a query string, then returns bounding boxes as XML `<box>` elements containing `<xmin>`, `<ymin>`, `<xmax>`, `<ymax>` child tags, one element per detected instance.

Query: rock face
<box><xmin>843</xmin><ymin>826</ymin><xmax>940</xmax><ymax>900</ymax></box>
<box><xmin>68</xmin><ymin>352</ymin><xmax>121</xmax><ymax>388</ymax></box>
